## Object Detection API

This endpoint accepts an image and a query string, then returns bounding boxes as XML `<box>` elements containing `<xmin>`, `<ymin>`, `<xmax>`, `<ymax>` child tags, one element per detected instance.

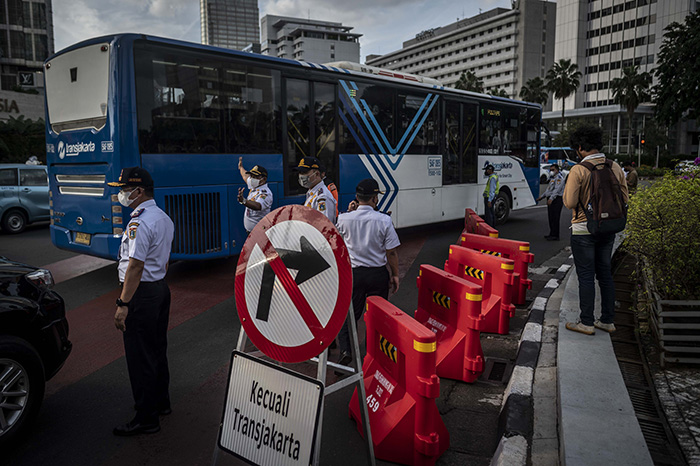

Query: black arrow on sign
<box><xmin>256</xmin><ymin>236</ymin><xmax>331</xmax><ymax>322</ymax></box>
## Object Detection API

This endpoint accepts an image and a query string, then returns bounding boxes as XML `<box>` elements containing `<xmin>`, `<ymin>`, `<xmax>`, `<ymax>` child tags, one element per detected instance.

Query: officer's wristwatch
<box><xmin>116</xmin><ymin>298</ymin><xmax>130</xmax><ymax>307</ymax></box>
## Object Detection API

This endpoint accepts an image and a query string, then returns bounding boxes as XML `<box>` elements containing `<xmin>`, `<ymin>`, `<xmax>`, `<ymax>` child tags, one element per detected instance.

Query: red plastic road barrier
<box><xmin>464</xmin><ymin>208</ymin><xmax>499</xmax><ymax>238</ymax></box>
<box><xmin>444</xmin><ymin>245</ymin><xmax>516</xmax><ymax>335</ymax></box>
<box><xmin>459</xmin><ymin>232</ymin><xmax>534</xmax><ymax>305</ymax></box>
<box><xmin>349</xmin><ymin>296</ymin><xmax>449</xmax><ymax>466</ymax></box>
<box><xmin>415</xmin><ymin>264</ymin><xmax>485</xmax><ymax>383</ymax></box>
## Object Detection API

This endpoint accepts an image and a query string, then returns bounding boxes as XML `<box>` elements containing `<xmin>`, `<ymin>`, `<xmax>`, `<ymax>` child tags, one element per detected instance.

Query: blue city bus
<box><xmin>43</xmin><ymin>34</ymin><xmax>542</xmax><ymax>261</ymax></box>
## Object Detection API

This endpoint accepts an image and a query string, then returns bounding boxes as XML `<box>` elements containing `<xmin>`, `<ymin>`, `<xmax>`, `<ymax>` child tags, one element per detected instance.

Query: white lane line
<box><xmin>42</xmin><ymin>255</ymin><xmax>115</xmax><ymax>284</ymax></box>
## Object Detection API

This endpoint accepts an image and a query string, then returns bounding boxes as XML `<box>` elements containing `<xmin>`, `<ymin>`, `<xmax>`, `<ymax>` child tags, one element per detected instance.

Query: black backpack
<box><xmin>577</xmin><ymin>159</ymin><xmax>627</xmax><ymax>235</ymax></box>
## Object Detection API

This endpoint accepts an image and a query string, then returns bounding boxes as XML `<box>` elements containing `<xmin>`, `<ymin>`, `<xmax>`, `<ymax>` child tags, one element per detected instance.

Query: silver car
<box><xmin>0</xmin><ymin>164</ymin><xmax>49</xmax><ymax>234</ymax></box>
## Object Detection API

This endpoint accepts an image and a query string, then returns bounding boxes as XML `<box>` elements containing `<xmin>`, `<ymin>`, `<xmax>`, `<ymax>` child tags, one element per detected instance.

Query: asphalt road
<box><xmin>1</xmin><ymin>194</ymin><xmax>573</xmax><ymax>466</ymax></box>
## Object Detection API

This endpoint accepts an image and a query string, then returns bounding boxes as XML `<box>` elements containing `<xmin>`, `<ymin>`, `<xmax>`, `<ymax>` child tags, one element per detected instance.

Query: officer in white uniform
<box><xmin>537</xmin><ymin>163</ymin><xmax>566</xmax><ymax>240</ymax></box>
<box><xmin>335</xmin><ymin>178</ymin><xmax>401</xmax><ymax>366</ymax></box>
<box><xmin>295</xmin><ymin>156</ymin><xmax>336</xmax><ymax>223</ymax></box>
<box><xmin>237</xmin><ymin>157</ymin><xmax>273</xmax><ymax>233</ymax></box>
<box><xmin>108</xmin><ymin>166</ymin><xmax>174</xmax><ymax>436</ymax></box>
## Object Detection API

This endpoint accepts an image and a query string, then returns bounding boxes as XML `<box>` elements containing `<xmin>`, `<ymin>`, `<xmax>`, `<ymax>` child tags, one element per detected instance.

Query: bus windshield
<box><xmin>45</xmin><ymin>42</ymin><xmax>111</xmax><ymax>133</ymax></box>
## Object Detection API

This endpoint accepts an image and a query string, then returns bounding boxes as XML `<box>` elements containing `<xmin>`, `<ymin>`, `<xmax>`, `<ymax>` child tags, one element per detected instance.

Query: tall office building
<box><xmin>366</xmin><ymin>0</ymin><xmax>556</xmax><ymax>101</ymax></box>
<box><xmin>200</xmin><ymin>0</ymin><xmax>260</xmax><ymax>50</ymax></box>
<box><xmin>0</xmin><ymin>0</ymin><xmax>54</xmax><ymax>91</ymax></box>
<box><xmin>548</xmin><ymin>0</ymin><xmax>698</xmax><ymax>153</ymax></box>
<box><xmin>260</xmin><ymin>15</ymin><xmax>361</xmax><ymax>63</ymax></box>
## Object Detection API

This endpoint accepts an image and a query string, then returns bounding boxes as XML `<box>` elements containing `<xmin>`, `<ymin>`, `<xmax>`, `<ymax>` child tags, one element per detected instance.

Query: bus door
<box><xmin>283</xmin><ymin>78</ymin><xmax>338</xmax><ymax>202</ymax></box>
<box><xmin>442</xmin><ymin>100</ymin><xmax>478</xmax><ymax>219</ymax></box>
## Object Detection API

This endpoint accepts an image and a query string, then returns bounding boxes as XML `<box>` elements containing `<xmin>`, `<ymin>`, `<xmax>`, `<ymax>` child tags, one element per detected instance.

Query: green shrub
<box><xmin>635</xmin><ymin>165</ymin><xmax>669</xmax><ymax>177</ymax></box>
<box><xmin>625</xmin><ymin>172</ymin><xmax>700</xmax><ymax>299</ymax></box>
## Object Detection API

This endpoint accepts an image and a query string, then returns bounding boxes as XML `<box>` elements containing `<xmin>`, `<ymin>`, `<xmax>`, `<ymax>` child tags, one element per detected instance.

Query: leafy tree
<box><xmin>519</xmin><ymin>77</ymin><xmax>548</xmax><ymax>106</ymax></box>
<box><xmin>488</xmin><ymin>88</ymin><xmax>510</xmax><ymax>98</ymax></box>
<box><xmin>611</xmin><ymin>66</ymin><xmax>652</xmax><ymax>154</ymax></box>
<box><xmin>545</xmin><ymin>59</ymin><xmax>582</xmax><ymax>126</ymax></box>
<box><xmin>0</xmin><ymin>116</ymin><xmax>46</xmax><ymax>164</ymax></box>
<box><xmin>454</xmin><ymin>71</ymin><xmax>484</xmax><ymax>93</ymax></box>
<box><xmin>653</xmin><ymin>11</ymin><xmax>700</xmax><ymax>125</ymax></box>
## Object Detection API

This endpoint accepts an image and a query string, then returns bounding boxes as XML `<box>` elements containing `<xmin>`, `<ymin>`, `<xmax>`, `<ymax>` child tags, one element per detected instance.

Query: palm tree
<box><xmin>454</xmin><ymin>71</ymin><xmax>484</xmax><ymax>93</ymax></box>
<box><xmin>611</xmin><ymin>66</ymin><xmax>652</xmax><ymax>154</ymax></box>
<box><xmin>545</xmin><ymin>59</ymin><xmax>582</xmax><ymax>127</ymax></box>
<box><xmin>488</xmin><ymin>88</ymin><xmax>510</xmax><ymax>98</ymax></box>
<box><xmin>520</xmin><ymin>77</ymin><xmax>549</xmax><ymax>106</ymax></box>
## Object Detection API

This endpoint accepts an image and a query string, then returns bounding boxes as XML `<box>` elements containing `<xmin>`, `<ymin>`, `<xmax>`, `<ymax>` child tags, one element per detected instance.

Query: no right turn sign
<box><xmin>235</xmin><ymin>205</ymin><xmax>352</xmax><ymax>363</ymax></box>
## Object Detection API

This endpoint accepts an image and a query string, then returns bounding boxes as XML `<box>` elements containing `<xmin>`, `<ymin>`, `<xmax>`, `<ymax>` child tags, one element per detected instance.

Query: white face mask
<box><xmin>298</xmin><ymin>174</ymin><xmax>311</xmax><ymax>188</ymax></box>
<box><xmin>118</xmin><ymin>189</ymin><xmax>137</xmax><ymax>207</ymax></box>
<box><xmin>550</xmin><ymin>171</ymin><xmax>555</xmax><ymax>176</ymax></box>
<box><xmin>247</xmin><ymin>177</ymin><xmax>261</xmax><ymax>189</ymax></box>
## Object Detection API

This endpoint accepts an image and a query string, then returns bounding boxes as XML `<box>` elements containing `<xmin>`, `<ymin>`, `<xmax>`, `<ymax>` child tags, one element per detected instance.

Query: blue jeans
<box><xmin>570</xmin><ymin>233</ymin><xmax>616</xmax><ymax>326</ymax></box>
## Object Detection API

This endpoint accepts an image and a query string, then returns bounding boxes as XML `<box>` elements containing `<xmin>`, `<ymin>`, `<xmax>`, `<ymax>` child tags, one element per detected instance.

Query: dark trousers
<box><xmin>483</xmin><ymin>197</ymin><xmax>495</xmax><ymax>227</ymax></box>
<box><xmin>123</xmin><ymin>280</ymin><xmax>171</xmax><ymax>424</ymax></box>
<box><xmin>570</xmin><ymin>233</ymin><xmax>616</xmax><ymax>326</ymax></box>
<box><xmin>338</xmin><ymin>266</ymin><xmax>389</xmax><ymax>355</ymax></box>
<box><xmin>547</xmin><ymin>196</ymin><xmax>563</xmax><ymax>238</ymax></box>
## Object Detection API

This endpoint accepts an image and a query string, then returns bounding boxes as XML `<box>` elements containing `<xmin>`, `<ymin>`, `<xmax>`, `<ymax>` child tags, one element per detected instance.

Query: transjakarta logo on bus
<box><xmin>483</xmin><ymin>161</ymin><xmax>513</xmax><ymax>171</ymax></box>
<box><xmin>58</xmin><ymin>141</ymin><xmax>95</xmax><ymax>159</ymax></box>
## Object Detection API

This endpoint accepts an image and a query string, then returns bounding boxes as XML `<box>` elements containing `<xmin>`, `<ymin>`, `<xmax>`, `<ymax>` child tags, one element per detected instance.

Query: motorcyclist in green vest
<box><xmin>483</xmin><ymin>164</ymin><xmax>500</xmax><ymax>227</ymax></box>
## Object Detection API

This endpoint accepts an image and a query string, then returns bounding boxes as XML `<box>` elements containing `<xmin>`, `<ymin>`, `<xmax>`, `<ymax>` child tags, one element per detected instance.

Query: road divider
<box><xmin>415</xmin><ymin>264</ymin><xmax>485</xmax><ymax>383</ymax></box>
<box><xmin>464</xmin><ymin>208</ymin><xmax>499</xmax><ymax>238</ymax></box>
<box><xmin>458</xmin><ymin>233</ymin><xmax>534</xmax><ymax>305</ymax></box>
<box><xmin>444</xmin><ymin>245</ymin><xmax>516</xmax><ymax>335</ymax></box>
<box><xmin>349</xmin><ymin>296</ymin><xmax>449</xmax><ymax>465</ymax></box>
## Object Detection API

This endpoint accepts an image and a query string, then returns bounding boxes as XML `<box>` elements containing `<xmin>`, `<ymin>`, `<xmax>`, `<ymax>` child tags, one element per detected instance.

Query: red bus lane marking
<box><xmin>46</xmin><ymin>265</ymin><xmax>235</xmax><ymax>397</ymax></box>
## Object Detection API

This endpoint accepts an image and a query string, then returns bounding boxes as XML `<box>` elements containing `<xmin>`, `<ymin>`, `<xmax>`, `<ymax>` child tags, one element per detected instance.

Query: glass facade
<box><xmin>0</xmin><ymin>0</ymin><xmax>54</xmax><ymax>90</ymax></box>
<box><xmin>200</xmin><ymin>0</ymin><xmax>260</xmax><ymax>51</ymax></box>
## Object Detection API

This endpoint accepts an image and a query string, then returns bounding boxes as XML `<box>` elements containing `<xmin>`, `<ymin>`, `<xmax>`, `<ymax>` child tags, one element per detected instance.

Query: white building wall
<box><xmin>366</xmin><ymin>0</ymin><xmax>556</xmax><ymax>101</ymax></box>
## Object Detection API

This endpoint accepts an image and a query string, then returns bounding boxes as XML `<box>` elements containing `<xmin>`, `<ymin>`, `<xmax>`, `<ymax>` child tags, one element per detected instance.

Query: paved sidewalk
<box><xmin>556</xmin><ymin>269</ymin><xmax>654</xmax><ymax>465</ymax></box>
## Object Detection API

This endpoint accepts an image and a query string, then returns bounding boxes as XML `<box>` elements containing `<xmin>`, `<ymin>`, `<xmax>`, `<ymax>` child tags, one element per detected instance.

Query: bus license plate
<box><xmin>75</xmin><ymin>232</ymin><xmax>91</xmax><ymax>245</ymax></box>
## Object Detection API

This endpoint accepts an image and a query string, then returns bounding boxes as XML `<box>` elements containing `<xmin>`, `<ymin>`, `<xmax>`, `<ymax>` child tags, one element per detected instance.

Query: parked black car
<box><xmin>0</xmin><ymin>256</ymin><xmax>71</xmax><ymax>446</ymax></box>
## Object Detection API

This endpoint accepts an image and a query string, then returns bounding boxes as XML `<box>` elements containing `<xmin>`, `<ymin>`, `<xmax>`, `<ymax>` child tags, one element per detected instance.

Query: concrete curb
<box><xmin>490</xmin><ymin>258</ymin><xmax>574</xmax><ymax>466</ymax></box>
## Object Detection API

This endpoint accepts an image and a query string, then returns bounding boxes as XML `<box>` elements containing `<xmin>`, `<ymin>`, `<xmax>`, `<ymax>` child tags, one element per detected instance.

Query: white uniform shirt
<box><xmin>304</xmin><ymin>180</ymin><xmax>336</xmax><ymax>223</ymax></box>
<box><xmin>243</xmin><ymin>183</ymin><xmax>273</xmax><ymax>232</ymax></box>
<box><xmin>118</xmin><ymin>199</ymin><xmax>174</xmax><ymax>282</ymax></box>
<box><xmin>543</xmin><ymin>172</ymin><xmax>566</xmax><ymax>200</ymax></box>
<box><xmin>336</xmin><ymin>206</ymin><xmax>401</xmax><ymax>268</ymax></box>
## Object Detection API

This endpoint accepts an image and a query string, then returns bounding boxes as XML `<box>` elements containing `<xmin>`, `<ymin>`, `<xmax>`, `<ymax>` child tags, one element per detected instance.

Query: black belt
<box><xmin>119</xmin><ymin>279</ymin><xmax>165</xmax><ymax>287</ymax></box>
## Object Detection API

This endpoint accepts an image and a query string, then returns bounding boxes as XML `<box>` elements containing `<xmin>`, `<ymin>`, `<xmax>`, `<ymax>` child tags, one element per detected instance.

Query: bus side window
<box><xmin>285</xmin><ymin>79</ymin><xmax>311</xmax><ymax>196</ymax></box>
<box><xmin>443</xmin><ymin>100</ymin><xmax>477</xmax><ymax>185</ymax></box>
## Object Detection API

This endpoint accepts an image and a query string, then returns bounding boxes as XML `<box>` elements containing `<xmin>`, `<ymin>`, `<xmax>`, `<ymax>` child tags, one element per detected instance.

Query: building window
<box><xmin>10</xmin><ymin>31</ymin><xmax>24</xmax><ymax>59</ymax></box>
<box><xmin>8</xmin><ymin>0</ymin><xmax>22</xmax><ymax>26</ymax></box>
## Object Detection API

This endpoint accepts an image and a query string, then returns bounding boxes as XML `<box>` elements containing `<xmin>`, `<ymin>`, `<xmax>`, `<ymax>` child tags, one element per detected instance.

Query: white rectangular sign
<box><xmin>218</xmin><ymin>351</ymin><xmax>324</xmax><ymax>465</ymax></box>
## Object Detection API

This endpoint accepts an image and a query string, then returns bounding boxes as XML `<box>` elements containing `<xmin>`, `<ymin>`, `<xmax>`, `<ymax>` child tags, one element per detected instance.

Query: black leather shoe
<box><xmin>113</xmin><ymin>420</ymin><xmax>160</xmax><ymax>436</ymax></box>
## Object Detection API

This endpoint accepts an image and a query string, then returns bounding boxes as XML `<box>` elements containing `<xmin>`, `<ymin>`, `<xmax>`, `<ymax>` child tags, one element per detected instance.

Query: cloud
<box><xmin>53</xmin><ymin>0</ymin><xmax>200</xmax><ymax>51</ymax></box>
<box><xmin>52</xmin><ymin>0</ymin><xmax>514</xmax><ymax>62</ymax></box>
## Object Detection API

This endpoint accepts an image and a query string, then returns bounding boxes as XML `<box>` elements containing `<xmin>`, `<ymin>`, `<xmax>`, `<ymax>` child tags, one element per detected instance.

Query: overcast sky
<box><xmin>53</xmin><ymin>0</ymin><xmax>512</xmax><ymax>62</ymax></box>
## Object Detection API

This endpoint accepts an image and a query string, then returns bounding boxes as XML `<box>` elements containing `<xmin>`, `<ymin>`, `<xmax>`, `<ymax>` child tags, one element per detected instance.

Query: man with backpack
<box><xmin>563</xmin><ymin>125</ymin><xmax>628</xmax><ymax>335</ymax></box>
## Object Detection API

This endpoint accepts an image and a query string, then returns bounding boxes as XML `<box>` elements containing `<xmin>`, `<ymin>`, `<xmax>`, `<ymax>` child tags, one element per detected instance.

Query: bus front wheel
<box><xmin>494</xmin><ymin>191</ymin><xmax>510</xmax><ymax>225</ymax></box>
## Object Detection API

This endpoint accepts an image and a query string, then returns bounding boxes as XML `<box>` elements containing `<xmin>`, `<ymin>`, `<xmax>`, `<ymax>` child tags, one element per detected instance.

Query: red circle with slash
<box><xmin>235</xmin><ymin>205</ymin><xmax>352</xmax><ymax>363</ymax></box>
